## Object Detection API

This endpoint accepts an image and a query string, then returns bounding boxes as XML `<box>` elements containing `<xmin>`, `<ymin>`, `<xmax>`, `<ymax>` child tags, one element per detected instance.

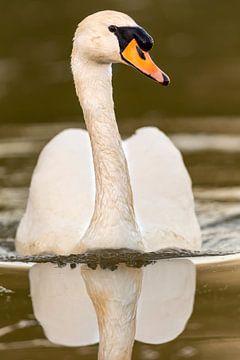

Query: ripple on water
<box><xmin>0</xmin><ymin>124</ymin><xmax>240</xmax><ymax>360</ymax></box>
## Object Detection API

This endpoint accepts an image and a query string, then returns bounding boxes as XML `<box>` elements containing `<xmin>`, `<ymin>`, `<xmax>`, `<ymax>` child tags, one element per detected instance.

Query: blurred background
<box><xmin>1</xmin><ymin>0</ymin><xmax>240</xmax><ymax>121</ymax></box>
<box><xmin>0</xmin><ymin>0</ymin><xmax>240</xmax><ymax>188</ymax></box>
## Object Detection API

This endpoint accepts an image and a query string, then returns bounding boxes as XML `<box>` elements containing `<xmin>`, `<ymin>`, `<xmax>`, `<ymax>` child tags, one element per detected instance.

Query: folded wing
<box><xmin>124</xmin><ymin>127</ymin><xmax>201</xmax><ymax>251</ymax></box>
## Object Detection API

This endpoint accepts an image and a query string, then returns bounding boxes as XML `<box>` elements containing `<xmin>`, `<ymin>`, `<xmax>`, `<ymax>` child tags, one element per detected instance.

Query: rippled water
<box><xmin>0</xmin><ymin>123</ymin><xmax>240</xmax><ymax>359</ymax></box>
<box><xmin>1</xmin><ymin>123</ymin><xmax>240</xmax><ymax>253</ymax></box>
<box><xmin>1</xmin><ymin>258</ymin><xmax>240</xmax><ymax>360</ymax></box>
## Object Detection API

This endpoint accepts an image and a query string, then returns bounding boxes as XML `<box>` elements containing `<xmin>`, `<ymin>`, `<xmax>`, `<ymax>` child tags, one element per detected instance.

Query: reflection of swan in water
<box><xmin>16</xmin><ymin>9</ymin><xmax>201</xmax><ymax>360</ymax></box>
<box><xmin>29</xmin><ymin>264</ymin><xmax>99</xmax><ymax>347</ymax></box>
<box><xmin>30</xmin><ymin>260</ymin><xmax>196</xmax><ymax>349</ymax></box>
<box><xmin>30</xmin><ymin>264</ymin><xmax>142</xmax><ymax>358</ymax></box>
<box><xmin>136</xmin><ymin>259</ymin><xmax>196</xmax><ymax>344</ymax></box>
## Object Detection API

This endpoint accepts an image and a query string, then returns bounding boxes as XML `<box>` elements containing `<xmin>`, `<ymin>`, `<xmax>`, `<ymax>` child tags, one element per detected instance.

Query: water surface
<box><xmin>0</xmin><ymin>123</ymin><xmax>240</xmax><ymax>359</ymax></box>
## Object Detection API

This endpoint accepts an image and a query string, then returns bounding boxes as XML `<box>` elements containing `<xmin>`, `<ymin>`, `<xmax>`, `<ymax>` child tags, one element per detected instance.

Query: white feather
<box><xmin>16</xmin><ymin>129</ymin><xmax>95</xmax><ymax>255</ymax></box>
<box><xmin>124</xmin><ymin>127</ymin><xmax>201</xmax><ymax>251</ymax></box>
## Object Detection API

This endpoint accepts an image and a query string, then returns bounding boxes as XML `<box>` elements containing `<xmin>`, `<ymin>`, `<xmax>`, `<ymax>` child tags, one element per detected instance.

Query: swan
<box><xmin>16</xmin><ymin>10</ymin><xmax>201</xmax><ymax>255</ymax></box>
<box><xmin>16</xmin><ymin>10</ymin><xmax>201</xmax><ymax>360</ymax></box>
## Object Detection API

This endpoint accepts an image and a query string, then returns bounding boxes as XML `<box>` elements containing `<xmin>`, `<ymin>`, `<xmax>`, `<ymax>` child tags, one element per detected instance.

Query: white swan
<box><xmin>16</xmin><ymin>10</ymin><xmax>201</xmax><ymax>255</ymax></box>
<box><xmin>16</xmin><ymin>10</ymin><xmax>201</xmax><ymax>360</ymax></box>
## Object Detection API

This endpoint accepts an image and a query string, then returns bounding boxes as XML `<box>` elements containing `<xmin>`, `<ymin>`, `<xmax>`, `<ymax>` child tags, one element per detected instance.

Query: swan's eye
<box><xmin>108</xmin><ymin>25</ymin><xmax>117</xmax><ymax>33</ymax></box>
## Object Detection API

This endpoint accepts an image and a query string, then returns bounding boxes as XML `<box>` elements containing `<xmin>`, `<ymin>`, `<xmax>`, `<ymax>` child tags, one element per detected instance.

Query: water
<box><xmin>1</xmin><ymin>123</ymin><xmax>240</xmax><ymax>252</ymax></box>
<box><xmin>0</xmin><ymin>123</ymin><xmax>240</xmax><ymax>359</ymax></box>
<box><xmin>1</xmin><ymin>254</ymin><xmax>240</xmax><ymax>359</ymax></box>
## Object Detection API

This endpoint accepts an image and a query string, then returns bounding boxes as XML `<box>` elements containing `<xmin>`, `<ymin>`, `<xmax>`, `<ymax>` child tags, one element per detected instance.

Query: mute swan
<box><xmin>16</xmin><ymin>10</ymin><xmax>201</xmax><ymax>255</ymax></box>
<box><xmin>16</xmin><ymin>10</ymin><xmax>201</xmax><ymax>360</ymax></box>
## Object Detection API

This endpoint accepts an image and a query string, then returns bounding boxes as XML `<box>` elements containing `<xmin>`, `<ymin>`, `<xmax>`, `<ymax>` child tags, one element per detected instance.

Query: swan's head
<box><xmin>72</xmin><ymin>10</ymin><xmax>170</xmax><ymax>85</ymax></box>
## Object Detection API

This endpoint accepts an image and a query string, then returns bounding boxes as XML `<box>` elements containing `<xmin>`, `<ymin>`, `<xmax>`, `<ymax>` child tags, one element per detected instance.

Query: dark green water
<box><xmin>0</xmin><ymin>123</ymin><xmax>240</xmax><ymax>360</ymax></box>
<box><xmin>1</xmin><ymin>259</ymin><xmax>240</xmax><ymax>360</ymax></box>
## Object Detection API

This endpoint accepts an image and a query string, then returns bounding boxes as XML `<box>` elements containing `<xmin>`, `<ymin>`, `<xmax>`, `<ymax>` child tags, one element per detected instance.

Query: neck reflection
<box><xmin>29</xmin><ymin>259</ymin><xmax>196</xmax><ymax>351</ymax></box>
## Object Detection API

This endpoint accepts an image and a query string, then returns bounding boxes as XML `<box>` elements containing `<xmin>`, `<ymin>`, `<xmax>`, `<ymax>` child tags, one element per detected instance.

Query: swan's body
<box><xmin>17</xmin><ymin>127</ymin><xmax>200</xmax><ymax>255</ymax></box>
<box><xmin>16</xmin><ymin>10</ymin><xmax>201</xmax><ymax>360</ymax></box>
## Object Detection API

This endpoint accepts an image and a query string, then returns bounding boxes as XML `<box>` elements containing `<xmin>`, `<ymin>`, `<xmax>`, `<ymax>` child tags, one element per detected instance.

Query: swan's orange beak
<box><xmin>121</xmin><ymin>39</ymin><xmax>170</xmax><ymax>86</ymax></box>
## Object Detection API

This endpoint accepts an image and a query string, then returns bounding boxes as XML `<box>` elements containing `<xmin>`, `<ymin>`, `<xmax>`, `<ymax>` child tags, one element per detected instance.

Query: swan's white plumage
<box><xmin>16</xmin><ymin>129</ymin><xmax>95</xmax><ymax>255</ymax></box>
<box><xmin>16</xmin><ymin>9</ymin><xmax>201</xmax><ymax>358</ymax></box>
<box><xmin>17</xmin><ymin>127</ymin><xmax>200</xmax><ymax>254</ymax></box>
<box><xmin>124</xmin><ymin>127</ymin><xmax>201</xmax><ymax>250</ymax></box>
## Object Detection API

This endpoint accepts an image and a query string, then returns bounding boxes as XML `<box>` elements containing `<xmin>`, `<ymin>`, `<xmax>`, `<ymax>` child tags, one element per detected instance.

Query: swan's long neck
<box><xmin>71</xmin><ymin>51</ymin><xmax>143</xmax><ymax>360</ymax></box>
<box><xmin>72</xmin><ymin>57</ymin><xmax>142</xmax><ymax>249</ymax></box>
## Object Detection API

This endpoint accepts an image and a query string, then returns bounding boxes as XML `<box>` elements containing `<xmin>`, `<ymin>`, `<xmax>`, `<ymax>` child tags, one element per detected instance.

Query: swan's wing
<box><xmin>123</xmin><ymin>127</ymin><xmax>201</xmax><ymax>251</ymax></box>
<box><xmin>29</xmin><ymin>264</ymin><xmax>99</xmax><ymax>346</ymax></box>
<box><xmin>16</xmin><ymin>129</ymin><xmax>95</xmax><ymax>255</ymax></box>
<box><xmin>136</xmin><ymin>259</ymin><xmax>196</xmax><ymax>344</ymax></box>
